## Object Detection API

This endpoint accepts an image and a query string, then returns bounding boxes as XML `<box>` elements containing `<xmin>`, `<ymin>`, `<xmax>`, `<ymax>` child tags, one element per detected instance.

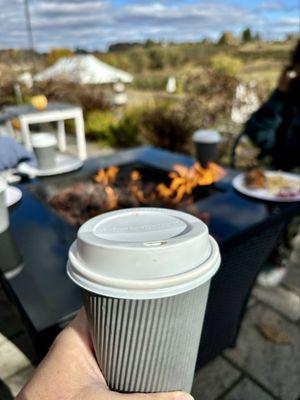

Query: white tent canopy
<box><xmin>34</xmin><ymin>55</ymin><xmax>134</xmax><ymax>84</ymax></box>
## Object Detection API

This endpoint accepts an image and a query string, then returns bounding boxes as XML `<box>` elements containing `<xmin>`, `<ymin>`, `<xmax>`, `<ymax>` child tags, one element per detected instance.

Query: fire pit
<box><xmin>46</xmin><ymin>162</ymin><xmax>225</xmax><ymax>226</ymax></box>
<box><xmin>5</xmin><ymin>147</ymin><xmax>299</xmax><ymax>366</ymax></box>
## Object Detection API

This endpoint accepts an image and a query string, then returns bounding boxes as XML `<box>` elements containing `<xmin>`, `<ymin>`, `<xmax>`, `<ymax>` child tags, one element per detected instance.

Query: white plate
<box><xmin>5</xmin><ymin>186</ymin><xmax>22</xmax><ymax>207</ymax></box>
<box><xmin>232</xmin><ymin>171</ymin><xmax>300</xmax><ymax>202</ymax></box>
<box><xmin>17</xmin><ymin>153</ymin><xmax>83</xmax><ymax>177</ymax></box>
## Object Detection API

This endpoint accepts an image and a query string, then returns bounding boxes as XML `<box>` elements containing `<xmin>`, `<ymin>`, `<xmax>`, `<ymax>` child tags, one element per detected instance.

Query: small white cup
<box><xmin>31</xmin><ymin>133</ymin><xmax>57</xmax><ymax>170</ymax></box>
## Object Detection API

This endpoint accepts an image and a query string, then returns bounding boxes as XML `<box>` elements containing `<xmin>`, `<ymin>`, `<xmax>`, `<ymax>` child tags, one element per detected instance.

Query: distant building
<box><xmin>34</xmin><ymin>55</ymin><xmax>134</xmax><ymax>85</ymax></box>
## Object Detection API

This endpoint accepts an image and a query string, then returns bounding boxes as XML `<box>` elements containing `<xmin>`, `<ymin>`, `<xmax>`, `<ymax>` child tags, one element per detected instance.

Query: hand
<box><xmin>16</xmin><ymin>309</ymin><xmax>193</xmax><ymax>400</ymax></box>
<box><xmin>277</xmin><ymin>66</ymin><xmax>296</xmax><ymax>93</ymax></box>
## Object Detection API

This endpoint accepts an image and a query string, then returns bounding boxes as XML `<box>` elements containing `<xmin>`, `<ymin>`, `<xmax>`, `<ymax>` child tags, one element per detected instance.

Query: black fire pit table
<box><xmin>2</xmin><ymin>146</ymin><xmax>299</xmax><ymax>366</ymax></box>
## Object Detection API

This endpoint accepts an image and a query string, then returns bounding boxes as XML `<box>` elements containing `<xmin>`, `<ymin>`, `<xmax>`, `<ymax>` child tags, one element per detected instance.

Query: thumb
<box><xmin>107</xmin><ymin>390</ymin><xmax>194</xmax><ymax>400</ymax></box>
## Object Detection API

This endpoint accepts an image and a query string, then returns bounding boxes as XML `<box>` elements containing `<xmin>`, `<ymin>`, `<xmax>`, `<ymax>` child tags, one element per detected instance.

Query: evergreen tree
<box><xmin>242</xmin><ymin>28</ymin><xmax>252</xmax><ymax>43</ymax></box>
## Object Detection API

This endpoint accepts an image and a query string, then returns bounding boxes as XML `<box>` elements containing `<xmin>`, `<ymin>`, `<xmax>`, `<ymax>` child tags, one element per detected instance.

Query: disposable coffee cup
<box><xmin>67</xmin><ymin>208</ymin><xmax>221</xmax><ymax>393</ymax></box>
<box><xmin>0</xmin><ymin>177</ymin><xmax>9</xmax><ymax>234</ymax></box>
<box><xmin>31</xmin><ymin>133</ymin><xmax>57</xmax><ymax>170</ymax></box>
<box><xmin>192</xmin><ymin>130</ymin><xmax>222</xmax><ymax>167</ymax></box>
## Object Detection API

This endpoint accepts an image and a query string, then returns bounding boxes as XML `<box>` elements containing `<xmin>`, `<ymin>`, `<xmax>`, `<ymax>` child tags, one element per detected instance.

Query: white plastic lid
<box><xmin>193</xmin><ymin>130</ymin><xmax>222</xmax><ymax>143</ymax></box>
<box><xmin>67</xmin><ymin>208</ymin><xmax>221</xmax><ymax>299</ymax></box>
<box><xmin>31</xmin><ymin>133</ymin><xmax>57</xmax><ymax>148</ymax></box>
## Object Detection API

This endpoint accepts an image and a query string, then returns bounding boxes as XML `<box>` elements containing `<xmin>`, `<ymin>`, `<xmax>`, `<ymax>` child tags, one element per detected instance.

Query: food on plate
<box><xmin>244</xmin><ymin>168</ymin><xmax>300</xmax><ymax>197</ymax></box>
<box><xmin>265</xmin><ymin>174</ymin><xmax>298</xmax><ymax>193</ymax></box>
<box><xmin>277</xmin><ymin>189</ymin><xmax>300</xmax><ymax>198</ymax></box>
<box><xmin>244</xmin><ymin>168</ymin><xmax>266</xmax><ymax>189</ymax></box>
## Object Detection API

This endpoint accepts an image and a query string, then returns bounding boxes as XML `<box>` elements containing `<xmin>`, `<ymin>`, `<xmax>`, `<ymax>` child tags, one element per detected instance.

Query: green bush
<box><xmin>185</xmin><ymin>68</ymin><xmax>238</xmax><ymax>96</ymax></box>
<box><xmin>218</xmin><ymin>32</ymin><xmax>235</xmax><ymax>46</ymax></box>
<box><xmin>127</xmin><ymin>49</ymin><xmax>149</xmax><ymax>72</ymax></box>
<box><xmin>98</xmin><ymin>52</ymin><xmax>132</xmax><ymax>72</ymax></box>
<box><xmin>109</xmin><ymin>110</ymin><xmax>141</xmax><ymax>148</ymax></box>
<box><xmin>132</xmin><ymin>74</ymin><xmax>168</xmax><ymax>91</ymax></box>
<box><xmin>47</xmin><ymin>48</ymin><xmax>74</xmax><ymax>65</ymax></box>
<box><xmin>84</xmin><ymin>109</ymin><xmax>142</xmax><ymax>148</ymax></box>
<box><xmin>211</xmin><ymin>53</ymin><xmax>243</xmax><ymax>77</ymax></box>
<box><xmin>84</xmin><ymin>110</ymin><xmax>116</xmax><ymax>141</ymax></box>
<box><xmin>184</xmin><ymin>69</ymin><xmax>238</xmax><ymax>125</ymax></box>
<box><xmin>141</xmin><ymin>102</ymin><xmax>194</xmax><ymax>153</ymax></box>
<box><xmin>83</xmin><ymin>95</ymin><xmax>239</xmax><ymax>155</ymax></box>
<box><xmin>0</xmin><ymin>64</ymin><xmax>29</xmax><ymax>107</ymax></box>
<box><xmin>34</xmin><ymin>80</ymin><xmax>109</xmax><ymax>111</ymax></box>
<box><xmin>86</xmin><ymin>103</ymin><xmax>195</xmax><ymax>153</ymax></box>
<box><xmin>148</xmin><ymin>48</ymin><xmax>168</xmax><ymax>70</ymax></box>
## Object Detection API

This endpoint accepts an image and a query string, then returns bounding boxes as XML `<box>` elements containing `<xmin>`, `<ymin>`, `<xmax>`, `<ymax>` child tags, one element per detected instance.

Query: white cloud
<box><xmin>256</xmin><ymin>1</ymin><xmax>285</xmax><ymax>11</ymax></box>
<box><xmin>0</xmin><ymin>0</ymin><xmax>297</xmax><ymax>51</ymax></box>
<box><xmin>34</xmin><ymin>1</ymin><xmax>109</xmax><ymax>13</ymax></box>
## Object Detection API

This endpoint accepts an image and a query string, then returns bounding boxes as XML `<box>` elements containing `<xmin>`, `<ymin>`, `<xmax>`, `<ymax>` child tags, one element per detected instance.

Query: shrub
<box><xmin>185</xmin><ymin>68</ymin><xmax>238</xmax><ymax>97</ymax></box>
<box><xmin>167</xmin><ymin>48</ymin><xmax>185</xmax><ymax>67</ymax></box>
<box><xmin>132</xmin><ymin>74</ymin><xmax>168</xmax><ymax>91</ymax></box>
<box><xmin>109</xmin><ymin>110</ymin><xmax>141</xmax><ymax>148</ymax></box>
<box><xmin>218</xmin><ymin>32</ymin><xmax>235</xmax><ymax>46</ymax></box>
<box><xmin>141</xmin><ymin>102</ymin><xmax>194</xmax><ymax>153</ymax></box>
<box><xmin>127</xmin><ymin>49</ymin><xmax>149</xmax><ymax>72</ymax></box>
<box><xmin>84</xmin><ymin>110</ymin><xmax>115</xmax><ymax>141</ymax></box>
<box><xmin>0</xmin><ymin>63</ymin><xmax>28</xmax><ymax>107</ymax></box>
<box><xmin>99</xmin><ymin>53</ymin><xmax>132</xmax><ymax>72</ymax></box>
<box><xmin>0</xmin><ymin>79</ymin><xmax>17</xmax><ymax>107</ymax></box>
<box><xmin>211</xmin><ymin>54</ymin><xmax>243</xmax><ymax>77</ymax></box>
<box><xmin>33</xmin><ymin>80</ymin><xmax>109</xmax><ymax>111</ymax></box>
<box><xmin>183</xmin><ymin>69</ymin><xmax>240</xmax><ymax>134</ymax></box>
<box><xmin>47</xmin><ymin>48</ymin><xmax>74</xmax><ymax>65</ymax></box>
<box><xmin>84</xmin><ymin>108</ymin><xmax>142</xmax><ymax>148</ymax></box>
<box><xmin>148</xmin><ymin>48</ymin><xmax>168</xmax><ymax>70</ymax></box>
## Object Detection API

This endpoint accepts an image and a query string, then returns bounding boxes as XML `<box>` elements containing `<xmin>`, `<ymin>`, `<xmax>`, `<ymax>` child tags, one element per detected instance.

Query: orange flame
<box><xmin>157</xmin><ymin>162</ymin><xmax>226</xmax><ymax>204</ymax></box>
<box><xmin>94</xmin><ymin>166</ymin><xmax>119</xmax><ymax>210</ymax></box>
<box><xmin>94</xmin><ymin>162</ymin><xmax>226</xmax><ymax>209</ymax></box>
<box><xmin>94</xmin><ymin>166</ymin><xmax>119</xmax><ymax>186</ymax></box>
<box><xmin>104</xmin><ymin>186</ymin><xmax>118</xmax><ymax>209</ymax></box>
<box><xmin>129</xmin><ymin>170</ymin><xmax>146</xmax><ymax>203</ymax></box>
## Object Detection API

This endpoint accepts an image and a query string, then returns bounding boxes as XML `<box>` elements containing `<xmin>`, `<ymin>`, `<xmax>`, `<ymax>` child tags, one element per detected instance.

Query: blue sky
<box><xmin>0</xmin><ymin>0</ymin><xmax>298</xmax><ymax>51</ymax></box>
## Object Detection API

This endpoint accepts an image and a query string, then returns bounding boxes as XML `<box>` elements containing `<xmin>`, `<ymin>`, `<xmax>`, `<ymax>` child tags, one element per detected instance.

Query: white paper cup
<box><xmin>0</xmin><ymin>177</ymin><xmax>9</xmax><ymax>234</ymax></box>
<box><xmin>67</xmin><ymin>208</ymin><xmax>221</xmax><ymax>393</ymax></box>
<box><xmin>192</xmin><ymin>130</ymin><xmax>222</xmax><ymax>167</ymax></box>
<box><xmin>31</xmin><ymin>133</ymin><xmax>57</xmax><ymax>170</ymax></box>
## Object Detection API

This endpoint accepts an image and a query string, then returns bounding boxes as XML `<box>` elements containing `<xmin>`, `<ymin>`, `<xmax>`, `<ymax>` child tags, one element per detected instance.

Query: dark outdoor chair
<box><xmin>203</xmin><ymin>132</ymin><xmax>296</xmax><ymax>369</ymax></box>
<box><xmin>197</xmin><ymin>216</ymin><xmax>287</xmax><ymax>368</ymax></box>
<box><xmin>230</xmin><ymin>130</ymin><xmax>278</xmax><ymax>170</ymax></box>
<box><xmin>230</xmin><ymin>131</ymin><xmax>266</xmax><ymax>169</ymax></box>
